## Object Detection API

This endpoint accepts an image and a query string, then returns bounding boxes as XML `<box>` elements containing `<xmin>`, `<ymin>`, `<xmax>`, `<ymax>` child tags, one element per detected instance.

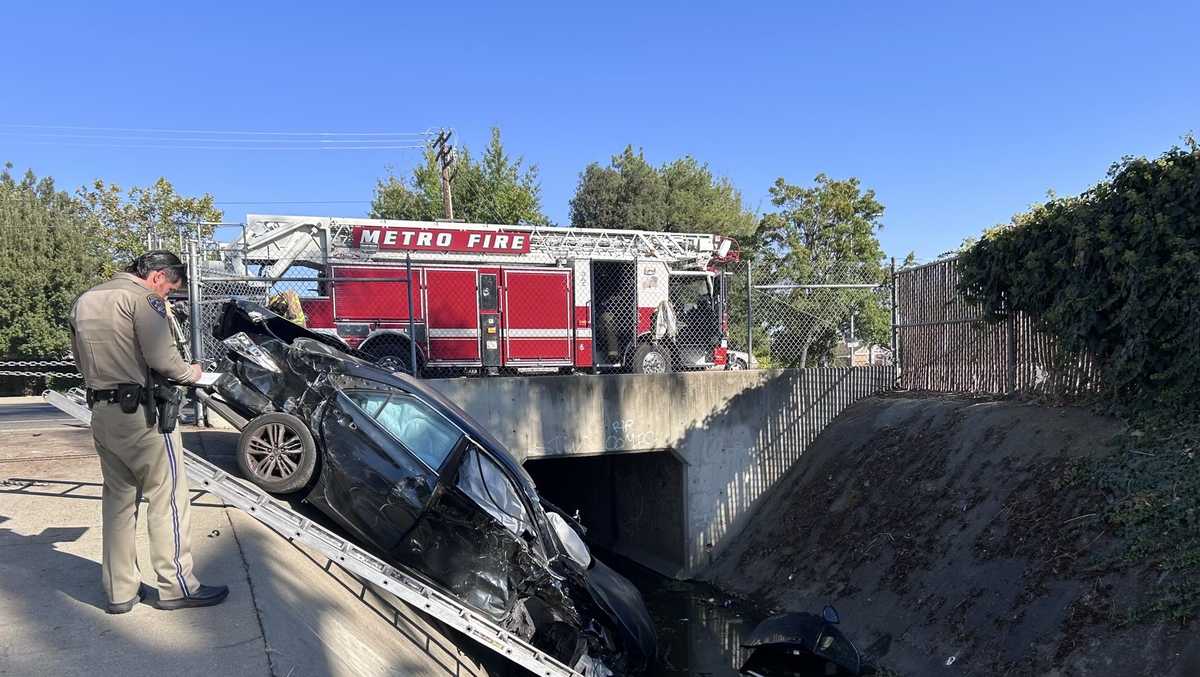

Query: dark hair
<box><xmin>125</xmin><ymin>250</ymin><xmax>188</xmax><ymax>284</ymax></box>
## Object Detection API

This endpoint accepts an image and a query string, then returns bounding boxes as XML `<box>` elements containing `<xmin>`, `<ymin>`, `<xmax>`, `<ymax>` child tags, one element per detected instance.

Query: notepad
<box><xmin>194</xmin><ymin>371</ymin><xmax>223</xmax><ymax>387</ymax></box>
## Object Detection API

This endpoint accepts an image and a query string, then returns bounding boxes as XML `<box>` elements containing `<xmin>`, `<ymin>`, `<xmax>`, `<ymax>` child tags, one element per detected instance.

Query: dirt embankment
<box><xmin>703</xmin><ymin>394</ymin><xmax>1199</xmax><ymax>676</ymax></box>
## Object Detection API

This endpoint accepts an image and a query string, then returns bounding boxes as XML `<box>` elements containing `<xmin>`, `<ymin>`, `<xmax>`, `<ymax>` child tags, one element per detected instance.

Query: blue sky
<box><xmin>2</xmin><ymin>1</ymin><xmax>1196</xmax><ymax>260</ymax></box>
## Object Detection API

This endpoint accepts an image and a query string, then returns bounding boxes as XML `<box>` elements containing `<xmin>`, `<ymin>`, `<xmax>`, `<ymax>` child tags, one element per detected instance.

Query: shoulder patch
<box><xmin>147</xmin><ymin>295</ymin><xmax>167</xmax><ymax>318</ymax></box>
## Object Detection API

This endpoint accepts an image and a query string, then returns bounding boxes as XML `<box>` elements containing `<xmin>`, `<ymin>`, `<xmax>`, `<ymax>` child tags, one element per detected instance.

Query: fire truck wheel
<box><xmin>237</xmin><ymin>413</ymin><xmax>317</xmax><ymax>494</ymax></box>
<box><xmin>362</xmin><ymin>338</ymin><xmax>422</xmax><ymax>375</ymax></box>
<box><xmin>631</xmin><ymin>343</ymin><xmax>672</xmax><ymax>374</ymax></box>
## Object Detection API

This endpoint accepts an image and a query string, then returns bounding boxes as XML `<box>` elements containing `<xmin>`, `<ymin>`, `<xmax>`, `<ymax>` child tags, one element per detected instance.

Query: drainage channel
<box><xmin>598</xmin><ymin>550</ymin><xmax>770</xmax><ymax>677</ymax></box>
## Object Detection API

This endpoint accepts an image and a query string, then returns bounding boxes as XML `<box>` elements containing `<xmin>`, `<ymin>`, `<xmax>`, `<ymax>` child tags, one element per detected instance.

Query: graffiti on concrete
<box><xmin>531</xmin><ymin>418</ymin><xmax>657</xmax><ymax>456</ymax></box>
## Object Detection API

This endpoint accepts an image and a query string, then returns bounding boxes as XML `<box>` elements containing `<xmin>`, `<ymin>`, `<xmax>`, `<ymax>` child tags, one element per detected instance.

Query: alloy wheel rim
<box><xmin>246</xmin><ymin>423</ymin><xmax>303</xmax><ymax>480</ymax></box>
<box><xmin>641</xmin><ymin>351</ymin><xmax>666</xmax><ymax>373</ymax></box>
<box><xmin>377</xmin><ymin>355</ymin><xmax>406</xmax><ymax>372</ymax></box>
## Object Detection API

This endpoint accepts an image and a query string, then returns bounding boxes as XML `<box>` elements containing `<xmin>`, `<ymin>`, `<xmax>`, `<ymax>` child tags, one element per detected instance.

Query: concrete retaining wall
<box><xmin>430</xmin><ymin>367</ymin><xmax>893</xmax><ymax>576</ymax></box>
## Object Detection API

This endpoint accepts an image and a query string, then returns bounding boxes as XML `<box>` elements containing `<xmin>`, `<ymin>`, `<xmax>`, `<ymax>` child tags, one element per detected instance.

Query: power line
<box><xmin>0</xmin><ymin>123</ymin><xmax>435</xmax><ymax>137</ymax></box>
<box><xmin>0</xmin><ymin>131</ymin><xmax>430</xmax><ymax>145</ymax></box>
<box><xmin>214</xmin><ymin>200</ymin><xmax>373</xmax><ymax>205</ymax></box>
<box><xmin>4</xmin><ymin>140</ymin><xmax>427</xmax><ymax>151</ymax></box>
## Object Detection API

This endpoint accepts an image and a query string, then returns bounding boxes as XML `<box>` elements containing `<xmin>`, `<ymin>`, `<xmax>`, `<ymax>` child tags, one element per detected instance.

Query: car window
<box><xmin>456</xmin><ymin>446</ymin><xmax>533</xmax><ymax>539</ymax></box>
<box><xmin>347</xmin><ymin>390</ymin><xmax>461</xmax><ymax>471</ymax></box>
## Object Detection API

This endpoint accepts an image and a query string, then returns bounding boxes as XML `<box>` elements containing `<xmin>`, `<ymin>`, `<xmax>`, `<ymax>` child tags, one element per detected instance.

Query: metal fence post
<box><xmin>1006</xmin><ymin>313</ymin><xmax>1018</xmax><ymax>393</ymax></box>
<box><xmin>406</xmin><ymin>253</ymin><xmax>418</xmax><ymax>377</ymax></box>
<box><xmin>890</xmin><ymin>257</ymin><xmax>899</xmax><ymax>384</ymax></box>
<box><xmin>187</xmin><ymin>241</ymin><xmax>205</xmax><ymax>425</ymax></box>
<box><xmin>746</xmin><ymin>259</ymin><xmax>754</xmax><ymax>359</ymax></box>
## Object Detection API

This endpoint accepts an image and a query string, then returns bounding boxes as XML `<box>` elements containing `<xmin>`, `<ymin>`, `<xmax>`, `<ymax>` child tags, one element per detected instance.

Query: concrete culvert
<box><xmin>524</xmin><ymin>450</ymin><xmax>687</xmax><ymax>577</ymax></box>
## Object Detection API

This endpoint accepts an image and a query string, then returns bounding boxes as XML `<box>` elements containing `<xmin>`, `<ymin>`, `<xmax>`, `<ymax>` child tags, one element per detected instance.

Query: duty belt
<box><xmin>86</xmin><ymin>385</ymin><xmax>142</xmax><ymax>409</ymax></box>
<box><xmin>87</xmin><ymin>388</ymin><xmax>125</xmax><ymax>404</ymax></box>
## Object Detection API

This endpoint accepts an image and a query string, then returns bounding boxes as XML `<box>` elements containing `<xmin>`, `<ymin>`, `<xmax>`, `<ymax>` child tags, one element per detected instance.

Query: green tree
<box><xmin>569</xmin><ymin>146</ymin><xmax>757</xmax><ymax>238</ymax></box>
<box><xmin>371</xmin><ymin>128</ymin><xmax>548</xmax><ymax>225</ymax></box>
<box><xmin>0</xmin><ymin>165</ymin><xmax>107</xmax><ymax>392</ymax></box>
<box><xmin>749</xmin><ymin>174</ymin><xmax>888</xmax><ymax>367</ymax></box>
<box><xmin>76</xmin><ymin>177</ymin><xmax>223</xmax><ymax>273</ymax></box>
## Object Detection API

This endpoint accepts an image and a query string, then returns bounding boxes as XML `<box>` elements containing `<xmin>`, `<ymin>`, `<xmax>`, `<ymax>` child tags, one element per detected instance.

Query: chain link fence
<box><xmin>894</xmin><ymin>256</ymin><xmax>1098</xmax><ymax>395</ymax></box>
<box><xmin>188</xmin><ymin>255</ymin><xmax>895</xmax><ymax>377</ymax></box>
<box><xmin>2</xmin><ymin>212</ymin><xmax>900</xmax><ymax>391</ymax></box>
<box><xmin>725</xmin><ymin>259</ymin><xmax>894</xmax><ymax>370</ymax></box>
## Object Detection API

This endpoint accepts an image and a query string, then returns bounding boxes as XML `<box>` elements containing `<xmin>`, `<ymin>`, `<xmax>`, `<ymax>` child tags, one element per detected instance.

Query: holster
<box><xmin>153</xmin><ymin>384</ymin><xmax>183</xmax><ymax>434</ymax></box>
<box><xmin>142</xmin><ymin>379</ymin><xmax>158</xmax><ymax>429</ymax></box>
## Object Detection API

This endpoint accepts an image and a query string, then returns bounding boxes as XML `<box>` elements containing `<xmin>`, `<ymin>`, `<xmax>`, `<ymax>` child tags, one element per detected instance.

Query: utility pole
<box><xmin>431</xmin><ymin>130</ymin><xmax>455</xmax><ymax>220</ymax></box>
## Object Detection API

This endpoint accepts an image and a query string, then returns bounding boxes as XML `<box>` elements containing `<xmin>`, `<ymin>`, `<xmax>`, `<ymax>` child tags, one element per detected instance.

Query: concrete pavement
<box><xmin>0</xmin><ymin>400</ymin><xmax>490</xmax><ymax>677</ymax></box>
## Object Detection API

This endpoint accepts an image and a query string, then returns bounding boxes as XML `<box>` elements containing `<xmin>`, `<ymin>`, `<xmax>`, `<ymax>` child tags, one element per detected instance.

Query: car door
<box><xmin>396</xmin><ymin>442</ymin><xmax>550</xmax><ymax>620</ymax></box>
<box><xmin>318</xmin><ymin>388</ymin><xmax>461</xmax><ymax>552</ymax></box>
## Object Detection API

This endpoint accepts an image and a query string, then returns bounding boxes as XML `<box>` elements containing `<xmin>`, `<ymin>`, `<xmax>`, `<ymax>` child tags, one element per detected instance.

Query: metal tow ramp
<box><xmin>43</xmin><ymin>389</ymin><xmax>580</xmax><ymax>677</ymax></box>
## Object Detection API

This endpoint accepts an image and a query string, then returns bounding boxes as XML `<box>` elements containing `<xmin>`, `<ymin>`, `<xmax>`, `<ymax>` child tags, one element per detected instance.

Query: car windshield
<box><xmin>347</xmin><ymin>390</ymin><xmax>462</xmax><ymax>471</ymax></box>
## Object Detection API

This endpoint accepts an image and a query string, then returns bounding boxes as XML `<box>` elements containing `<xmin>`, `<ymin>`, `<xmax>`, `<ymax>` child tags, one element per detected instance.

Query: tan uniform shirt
<box><xmin>70</xmin><ymin>272</ymin><xmax>196</xmax><ymax>389</ymax></box>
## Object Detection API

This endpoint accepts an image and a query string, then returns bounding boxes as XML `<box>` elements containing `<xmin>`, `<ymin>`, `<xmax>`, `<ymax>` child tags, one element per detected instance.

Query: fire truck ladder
<box><xmin>220</xmin><ymin>215</ymin><xmax>724</xmax><ymax>276</ymax></box>
<box><xmin>42</xmin><ymin>389</ymin><xmax>580</xmax><ymax>677</ymax></box>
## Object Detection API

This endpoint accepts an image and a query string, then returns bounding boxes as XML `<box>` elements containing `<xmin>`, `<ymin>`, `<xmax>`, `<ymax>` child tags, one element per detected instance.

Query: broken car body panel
<box><xmin>739</xmin><ymin>610</ymin><xmax>873</xmax><ymax>676</ymax></box>
<box><xmin>210</xmin><ymin>300</ymin><xmax>656</xmax><ymax>673</ymax></box>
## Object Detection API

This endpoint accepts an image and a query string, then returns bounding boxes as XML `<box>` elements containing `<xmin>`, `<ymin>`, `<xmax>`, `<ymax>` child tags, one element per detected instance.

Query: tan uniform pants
<box><xmin>91</xmin><ymin>401</ymin><xmax>201</xmax><ymax>604</ymax></box>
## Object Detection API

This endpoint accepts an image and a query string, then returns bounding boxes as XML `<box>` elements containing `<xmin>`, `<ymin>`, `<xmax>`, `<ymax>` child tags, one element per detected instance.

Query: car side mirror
<box><xmin>822</xmin><ymin>605</ymin><xmax>840</xmax><ymax>625</ymax></box>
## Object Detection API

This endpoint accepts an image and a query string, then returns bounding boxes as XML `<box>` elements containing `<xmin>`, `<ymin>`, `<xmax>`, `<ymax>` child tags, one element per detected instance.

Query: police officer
<box><xmin>70</xmin><ymin>250</ymin><xmax>228</xmax><ymax>614</ymax></box>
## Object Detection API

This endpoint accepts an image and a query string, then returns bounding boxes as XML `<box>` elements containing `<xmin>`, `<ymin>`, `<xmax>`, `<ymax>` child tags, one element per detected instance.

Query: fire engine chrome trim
<box><xmin>427</xmin><ymin>328</ymin><xmax>480</xmax><ymax>338</ymax></box>
<box><xmin>505</xmin><ymin>329</ymin><xmax>573</xmax><ymax>338</ymax></box>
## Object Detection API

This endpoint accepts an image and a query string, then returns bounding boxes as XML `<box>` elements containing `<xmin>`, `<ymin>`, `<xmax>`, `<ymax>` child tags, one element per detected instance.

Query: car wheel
<box><xmin>363</xmin><ymin>340</ymin><xmax>422</xmax><ymax>376</ymax></box>
<box><xmin>237</xmin><ymin>412</ymin><xmax>317</xmax><ymax>494</ymax></box>
<box><xmin>631</xmin><ymin>343</ymin><xmax>671</xmax><ymax>374</ymax></box>
<box><xmin>375</xmin><ymin>353</ymin><xmax>410</xmax><ymax>372</ymax></box>
<box><xmin>730</xmin><ymin>357</ymin><xmax>748</xmax><ymax>370</ymax></box>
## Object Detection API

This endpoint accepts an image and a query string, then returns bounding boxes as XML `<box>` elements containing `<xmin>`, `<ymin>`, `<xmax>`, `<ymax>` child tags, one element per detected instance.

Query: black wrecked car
<box><xmin>206</xmin><ymin>300</ymin><xmax>656</xmax><ymax>675</ymax></box>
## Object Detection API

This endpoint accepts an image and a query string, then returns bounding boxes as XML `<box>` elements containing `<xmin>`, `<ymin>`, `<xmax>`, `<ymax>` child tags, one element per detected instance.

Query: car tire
<box><xmin>237</xmin><ymin>412</ymin><xmax>317</xmax><ymax>494</ymax></box>
<box><xmin>731</xmin><ymin>357</ymin><xmax>749</xmax><ymax>370</ymax></box>
<box><xmin>631</xmin><ymin>343</ymin><xmax>671</xmax><ymax>374</ymax></box>
<box><xmin>362</xmin><ymin>338</ymin><xmax>423</xmax><ymax>376</ymax></box>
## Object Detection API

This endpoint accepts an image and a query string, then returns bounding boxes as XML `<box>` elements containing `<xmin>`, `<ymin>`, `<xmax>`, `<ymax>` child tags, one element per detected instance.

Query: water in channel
<box><xmin>601</xmin><ymin>551</ymin><xmax>771</xmax><ymax>677</ymax></box>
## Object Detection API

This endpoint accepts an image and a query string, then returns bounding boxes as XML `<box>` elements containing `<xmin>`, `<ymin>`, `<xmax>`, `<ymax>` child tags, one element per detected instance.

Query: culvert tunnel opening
<box><xmin>526</xmin><ymin>451</ymin><xmax>778</xmax><ymax>677</ymax></box>
<box><xmin>524</xmin><ymin>450</ymin><xmax>686</xmax><ymax>577</ymax></box>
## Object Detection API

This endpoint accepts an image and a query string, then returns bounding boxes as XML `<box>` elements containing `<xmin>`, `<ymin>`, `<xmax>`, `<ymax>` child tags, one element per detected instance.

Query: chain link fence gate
<box><xmin>723</xmin><ymin>258</ymin><xmax>895</xmax><ymax>370</ymax></box>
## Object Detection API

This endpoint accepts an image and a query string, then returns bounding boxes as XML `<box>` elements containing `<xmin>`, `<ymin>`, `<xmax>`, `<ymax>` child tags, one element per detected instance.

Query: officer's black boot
<box><xmin>153</xmin><ymin>584</ymin><xmax>230</xmax><ymax>610</ymax></box>
<box><xmin>106</xmin><ymin>583</ymin><xmax>150</xmax><ymax>614</ymax></box>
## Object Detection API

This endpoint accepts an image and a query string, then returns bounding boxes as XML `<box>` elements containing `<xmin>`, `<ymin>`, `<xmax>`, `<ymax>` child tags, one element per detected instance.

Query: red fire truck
<box><xmin>217</xmin><ymin>215</ymin><xmax>739</xmax><ymax>375</ymax></box>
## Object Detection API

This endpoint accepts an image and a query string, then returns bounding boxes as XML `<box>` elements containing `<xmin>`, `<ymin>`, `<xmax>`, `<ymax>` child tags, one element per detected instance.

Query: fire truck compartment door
<box><xmin>502</xmin><ymin>269</ymin><xmax>572</xmax><ymax>363</ymax></box>
<box><xmin>331</xmin><ymin>266</ymin><xmax>422</xmax><ymax>321</ymax></box>
<box><xmin>424</xmin><ymin>269</ymin><xmax>481</xmax><ymax>363</ymax></box>
<box><xmin>479</xmin><ymin>274</ymin><xmax>501</xmax><ymax>367</ymax></box>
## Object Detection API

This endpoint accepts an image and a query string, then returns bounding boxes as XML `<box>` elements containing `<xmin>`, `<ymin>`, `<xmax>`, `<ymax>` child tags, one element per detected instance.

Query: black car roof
<box><xmin>335</xmin><ymin>362</ymin><xmax>538</xmax><ymax>493</ymax></box>
<box><xmin>217</xmin><ymin>298</ymin><xmax>537</xmax><ymax>493</ymax></box>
